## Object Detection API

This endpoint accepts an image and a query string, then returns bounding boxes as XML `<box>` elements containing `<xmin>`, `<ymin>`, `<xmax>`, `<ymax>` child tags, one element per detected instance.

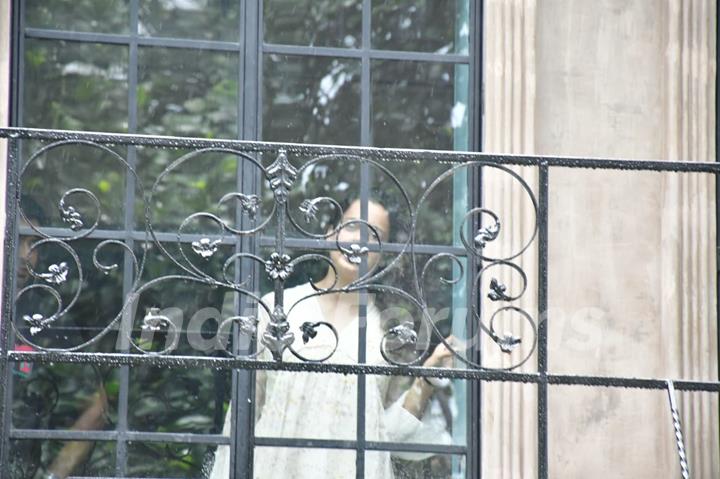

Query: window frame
<box><xmin>4</xmin><ymin>1</ymin><xmax>484</xmax><ymax>478</ymax></box>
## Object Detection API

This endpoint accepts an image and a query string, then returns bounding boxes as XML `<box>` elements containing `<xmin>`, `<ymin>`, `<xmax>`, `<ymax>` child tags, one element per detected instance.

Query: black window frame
<box><xmin>4</xmin><ymin>1</ymin><xmax>485</xmax><ymax>478</ymax></box>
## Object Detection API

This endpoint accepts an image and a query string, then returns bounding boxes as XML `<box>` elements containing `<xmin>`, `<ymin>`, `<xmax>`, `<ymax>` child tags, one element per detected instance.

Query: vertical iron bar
<box><xmin>356</xmin><ymin>163</ymin><xmax>370</xmax><ymax>479</ymax></box>
<box><xmin>666</xmin><ymin>381</ymin><xmax>691</xmax><ymax>478</ymax></box>
<box><xmin>2</xmin><ymin>3</ymin><xmax>23</xmax><ymax>475</ymax></box>
<box><xmin>537</xmin><ymin>163</ymin><xmax>549</xmax><ymax>479</ymax></box>
<box><xmin>9</xmin><ymin>0</ymin><xmax>23</xmax><ymax>128</ymax></box>
<box><xmin>232</xmin><ymin>2</ymin><xmax>261</xmax><ymax>478</ymax></box>
<box><xmin>468</xmin><ymin>1</ymin><xmax>484</xmax><ymax>477</ymax></box>
<box><xmin>356</xmin><ymin>2</ymin><xmax>371</xmax><ymax>477</ymax></box>
<box><xmin>361</xmin><ymin>0</ymin><xmax>371</xmax><ymax>148</ymax></box>
<box><xmin>115</xmin><ymin>1</ymin><xmax>139</xmax><ymax>475</ymax></box>
<box><xmin>0</xmin><ymin>137</ymin><xmax>20</xmax><ymax>477</ymax></box>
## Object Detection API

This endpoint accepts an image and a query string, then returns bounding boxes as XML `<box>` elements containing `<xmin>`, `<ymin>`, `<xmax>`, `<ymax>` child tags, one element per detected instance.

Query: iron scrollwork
<box><xmin>14</xmin><ymin>139</ymin><xmax>540</xmax><ymax>372</ymax></box>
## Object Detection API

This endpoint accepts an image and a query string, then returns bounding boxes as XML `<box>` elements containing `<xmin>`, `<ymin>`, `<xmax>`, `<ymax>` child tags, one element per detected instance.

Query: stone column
<box><xmin>484</xmin><ymin>0</ymin><xmax>718</xmax><ymax>477</ymax></box>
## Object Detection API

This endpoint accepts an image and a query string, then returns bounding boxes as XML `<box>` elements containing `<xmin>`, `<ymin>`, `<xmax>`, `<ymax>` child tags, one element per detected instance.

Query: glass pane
<box><xmin>26</xmin><ymin>0</ymin><xmax>130</xmax><ymax>33</ymax></box>
<box><xmin>9</xmin><ymin>439</ymin><xmax>114</xmax><ymax>479</ymax></box>
<box><xmin>549</xmin><ymin>386</ymin><xmax>719</xmax><ymax>476</ymax></box>
<box><xmin>253</xmin><ymin>447</ymin><xmax>355</xmax><ymax>478</ymax></box>
<box><xmin>548</xmin><ymin>169</ymin><xmax>717</xmax><ymax>380</ymax></box>
<box><xmin>366</xmin><ymin>451</ymin><xmax>465</xmax><ymax>478</ymax></box>
<box><xmin>21</xmin><ymin>141</ymin><xmax>128</xmax><ymax>230</ymax></box>
<box><xmin>126</xmin><ymin>441</ymin><xmax>216</xmax><ymax>477</ymax></box>
<box><xmin>139</xmin><ymin>0</ymin><xmax>241</xmax><ymax>42</ymax></box>
<box><xmin>13</xmin><ymin>364</ymin><xmax>119</xmax><ymax>431</ymax></box>
<box><xmin>263</xmin><ymin>54</ymin><xmax>361</xmax><ymax>145</ymax></box>
<box><xmin>264</xmin><ymin>0</ymin><xmax>362</xmax><ymax>48</ymax></box>
<box><xmin>372</xmin><ymin>61</ymin><xmax>468</xmax><ymax>150</ymax></box>
<box><xmin>128</xmin><ymin>367</ymin><xmax>231</xmax><ymax>434</ymax></box>
<box><xmin>254</xmin><ymin>370</ymin><xmax>357</xmax><ymax>441</ymax></box>
<box><xmin>135</xmin><ymin>146</ymin><xmax>243</xmax><ymax>231</ymax></box>
<box><xmin>365</xmin><ymin>375</ymin><xmax>467</xmax><ymax>447</ymax></box>
<box><xmin>137</xmin><ymin>47</ymin><xmax>239</xmax><ymax>138</ymax></box>
<box><xmin>129</xmin><ymin>240</ymin><xmax>236</xmax><ymax>355</ymax></box>
<box><xmin>24</xmin><ymin>39</ymin><xmax>128</xmax><ymax>132</ymax></box>
<box><xmin>372</xmin><ymin>0</ymin><xmax>470</xmax><ymax>54</ymax></box>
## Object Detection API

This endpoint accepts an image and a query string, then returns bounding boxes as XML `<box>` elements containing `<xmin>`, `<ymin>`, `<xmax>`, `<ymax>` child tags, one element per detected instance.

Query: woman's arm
<box><xmin>401</xmin><ymin>337</ymin><xmax>455</xmax><ymax>418</ymax></box>
<box><xmin>46</xmin><ymin>387</ymin><xmax>108</xmax><ymax>478</ymax></box>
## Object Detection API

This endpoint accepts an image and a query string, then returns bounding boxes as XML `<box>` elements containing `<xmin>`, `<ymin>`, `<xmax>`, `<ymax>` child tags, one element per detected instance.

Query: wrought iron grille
<box><xmin>1</xmin><ymin>127</ymin><xmax>718</xmax><ymax>479</ymax></box>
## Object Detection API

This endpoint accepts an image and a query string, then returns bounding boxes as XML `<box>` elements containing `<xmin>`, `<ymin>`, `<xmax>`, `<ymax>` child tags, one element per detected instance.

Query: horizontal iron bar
<box><xmin>2</xmin><ymin>127</ymin><xmax>718</xmax><ymax>172</ymax></box>
<box><xmin>11</xmin><ymin>428</ymin><xmax>465</xmax><ymax>454</ymax></box>
<box><xmin>25</xmin><ymin>27</ymin><xmax>241</xmax><ymax>51</ymax></box>
<box><xmin>11</xmin><ymin>428</ymin><xmax>229</xmax><ymax>444</ymax></box>
<box><xmin>255</xmin><ymin>436</ymin><xmax>467</xmax><ymax>455</ymax></box>
<box><xmin>260</xmin><ymin>236</ymin><xmax>468</xmax><ymax>256</ymax></box>
<box><xmin>23</xmin><ymin>28</ymin><xmax>470</xmax><ymax>62</ymax></box>
<box><xmin>16</xmin><ymin>226</ymin><xmax>464</xmax><ymax>255</ymax></box>
<box><xmin>7</xmin><ymin>352</ymin><xmax>720</xmax><ymax>392</ymax></box>
<box><xmin>263</xmin><ymin>43</ymin><xmax>470</xmax><ymax>63</ymax></box>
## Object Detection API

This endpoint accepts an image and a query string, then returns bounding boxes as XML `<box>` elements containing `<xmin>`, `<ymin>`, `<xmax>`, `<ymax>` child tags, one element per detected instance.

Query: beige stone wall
<box><xmin>484</xmin><ymin>0</ymin><xmax>718</xmax><ymax>477</ymax></box>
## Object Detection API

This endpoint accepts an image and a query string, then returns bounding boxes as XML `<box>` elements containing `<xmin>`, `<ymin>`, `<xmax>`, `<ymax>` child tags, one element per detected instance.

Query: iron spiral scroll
<box><xmin>15</xmin><ymin>140</ymin><xmax>539</xmax><ymax>371</ymax></box>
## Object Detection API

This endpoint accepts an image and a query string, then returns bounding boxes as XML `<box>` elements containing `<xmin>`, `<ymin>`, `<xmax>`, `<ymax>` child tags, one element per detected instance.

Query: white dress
<box><xmin>209</xmin><ymin>283</ymin><xmax>448</xmax><ymax>478</ymax></box>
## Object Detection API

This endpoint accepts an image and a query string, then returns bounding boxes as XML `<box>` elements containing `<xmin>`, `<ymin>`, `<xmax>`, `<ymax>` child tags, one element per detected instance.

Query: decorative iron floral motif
<box><xmin>229</xmin><ymin>315</ymin><xmax>258</xmax><ymax>337</ymax></box>
<box><xmin>266</xmin><ymin>149</ymin><xmax>297</xmax><ymax>203</ymax></box>
<box><xmin>262</xmin><ymin>305</ymin><xmax>294</xmax><ymax>360</ymax></box>
<box><xmin>59</xmin><ymin>202</ymin><xmax>83</xmax><ymax>231</ymax></box>
<box><xmin>494</xmin><ymin>332</ymin><xmax>521</xmax><ymax>354</ymax></box>
<box><xmin>474</xmin><ymin>221</ymin><xmax>500</xmax><ymax>249</ymax></box>
<box><xmin>141</xmin><ymin>308</ymin><xmax>171</xmax><ymax>333</ymax></box>
<box><xmin>488</xmin><ymin>278</ymin><xmax>511</xmax><ymax>302</ymax></box>
<box><xmin>191</xmin><ymin>238</ymin><xmax>221</xmax><ymax>259</ymax></box>
<box><xmin>23</xmin><ymin>313</ymin><xmax>55</xmax><ymax>336</ymax></box>
<box><xmin>265</xmin><ymin>252</ymin><xmax>293</xmax><ymax>281</ymax></box>
<box><xmin>299</xmin><ymin>199</ymin><xmax>319</xmax><ymax>223</ymax></box>
<box><xmin>300</xmin><ymin>322</ymin><xmax>319</xmax><ymax>343</ymax></box>
<box><xmin>341</xmin><ymin>244</ymin><xmax>369</xmax><ymax>265</ymax></box>
<box><xmin>12</xmin><ymin>137</ymin><xmax>539</xmax><ymax>371</ymax></box>
<box><xmin>388</xmin><ymin>321</ymin><xmax>418</xmax><ymax>346</ymax></box>
<box><xmin>238</xmin><ymin>194</ymin><xmax>260</xmax><ymax>219</ymax></box>
<box><xmin>38</xmin><ymin>262</ymin><xmax>69</xmax><ymax>285</ymax></box>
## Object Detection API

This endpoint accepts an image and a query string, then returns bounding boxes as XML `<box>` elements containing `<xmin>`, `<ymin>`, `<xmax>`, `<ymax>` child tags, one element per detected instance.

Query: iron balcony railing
<box><xmin>0</xmin><ymin>127</ymin><xmax>718</xmax><ymax>478</ymax></box>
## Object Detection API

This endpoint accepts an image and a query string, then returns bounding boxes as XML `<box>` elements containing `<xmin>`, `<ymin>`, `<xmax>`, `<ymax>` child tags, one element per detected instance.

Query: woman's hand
<box><xmin>423</xmin><ymin>335</ymin><xmax>457</xmax><ymax>368</ymax></box>
<box><xmin>402</xmin><ymin>336</ymin><xmax>458</xmax><ymax>418</ymax></box>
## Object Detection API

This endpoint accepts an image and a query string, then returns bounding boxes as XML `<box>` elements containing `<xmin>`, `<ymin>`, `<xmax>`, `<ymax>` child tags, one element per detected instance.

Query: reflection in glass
<box><xmin>14</xmin><ymin>238</ymin><xmax>125</xmax><ymax>352</ymax></box>
<box><xmin>128</xmin><ymin>367</ymin><xmax>230</xmax><ymax>434</ymax></box>
<box><xmin>130</xmin><ymin>241</ymin><xmax>235</xmax><ymax>355</ymax></box>
<box><xmin>135</xmin><ymin>147</ymin><xmax>241</xmax><ymax>231</ymax></box>
<box><xmin>21</xmin><ymin>142</ymin><xmax>128</xmax><ymax>230</ymax></box>
<box><xmin>366</xmin><ymin>451</ymin><xmax>465</xmax><ymax>478</ymax></box>
<box><xmin>263</xmin><ymin>54</ymin><xmax>361</xmax><ymax>145</ymax></box>
<box><xmin>372</xmin><ymin>0</ymin><xmax>470</xmax><ymax>54</ymax></box>
<box><xmin>264</xmin><ymin>0</ymin><xmax>362</xmax><ymax>48</ymax></box>
<box><xmin>253</xmin><ymin>447</ymin><xmax>355</xmax><ymax>478</ymax></box>
<box><xmin>139</xmin><ymin>0</ymin><xmax>240</xmax><ymax>41</ymax></box>
<box><xmin>24</xmin><ymin>40</ymin><xmax>128</xmax><ymax>132</ymax></box>
<box><xmin>126</xmin><ymin>441</ymin><xmax>216</xmax><ymax>478</ymax></box>
<box><xmin>137</xmin><ymin>47</ymin><xmax>238</xmax><ymax>138</ymax></box>
<box><xmin>26</xmin><ymin>0</ymin><xmax>130</xmax><ymax>34</ymax></box>
<box><xmin>13</xmin><ymin>364</ymin><xmax>118</xmax><ymax>431</ymax></box>
<box><xmin>9</xmin><ymin>439</ymin><xmax>115</xmax><ymax>479</ymax></box>
<box><xmin>372</xmin><ymin>61</ymin><xmax>468</xmax><ymax>150</ymax></box>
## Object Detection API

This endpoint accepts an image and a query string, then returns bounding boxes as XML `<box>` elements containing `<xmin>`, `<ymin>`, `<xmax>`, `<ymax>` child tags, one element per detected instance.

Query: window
<box><xmin>2</xmin><ymin>1</ymin><xmax>719</xmax><ymax>479</ymax></box>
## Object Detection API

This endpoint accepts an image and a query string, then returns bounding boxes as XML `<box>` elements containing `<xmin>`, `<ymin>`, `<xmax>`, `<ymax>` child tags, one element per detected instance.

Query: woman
<box><xmin>210</xmin><ymin>199</ymin><xmax>455</xmax><ymax>478</ymax></box>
